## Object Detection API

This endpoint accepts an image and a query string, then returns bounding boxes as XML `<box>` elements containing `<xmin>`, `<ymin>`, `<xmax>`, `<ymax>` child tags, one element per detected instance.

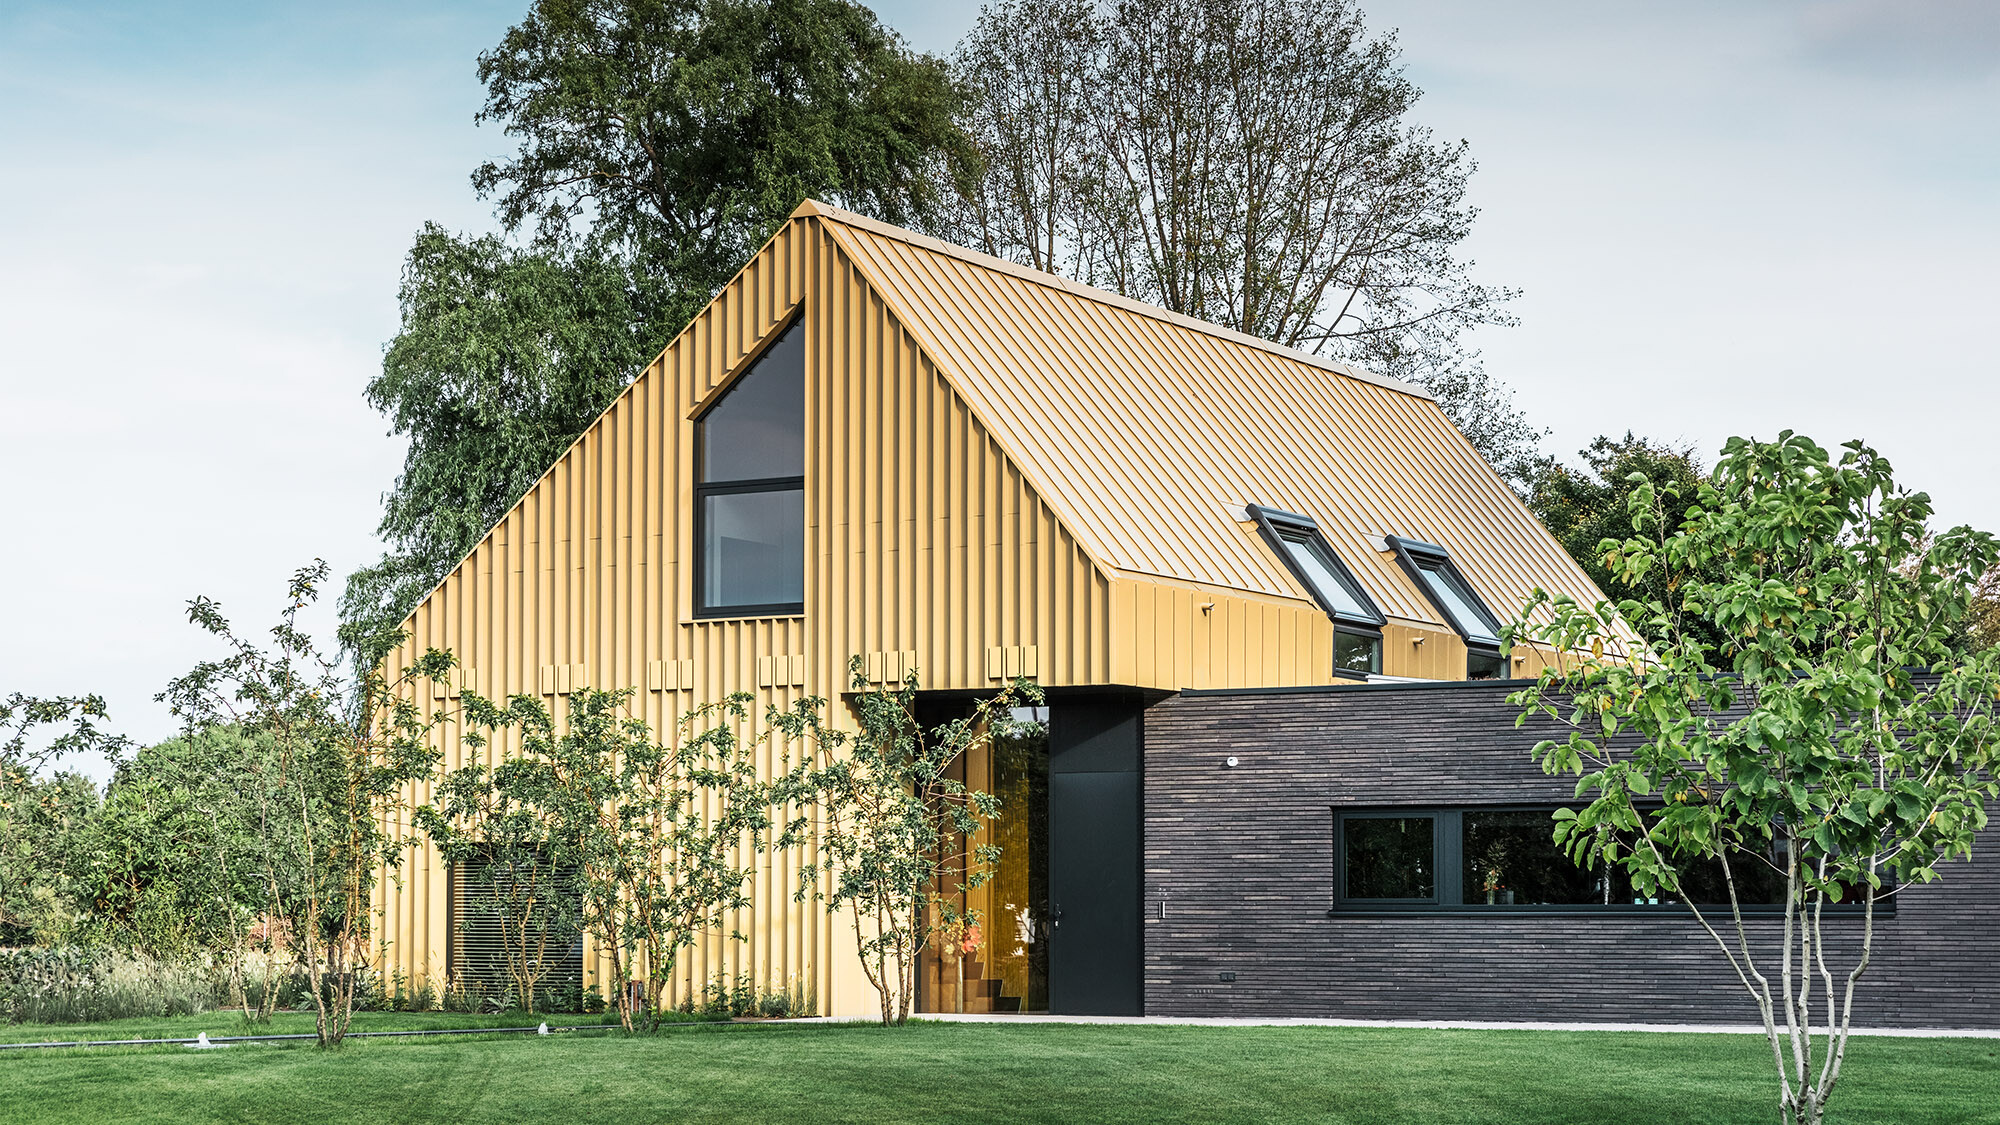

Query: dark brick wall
<box><xmin>1142</xmin><ymin>682</ymin><xmax>2000</xmax><ymax>1028</ymax></box>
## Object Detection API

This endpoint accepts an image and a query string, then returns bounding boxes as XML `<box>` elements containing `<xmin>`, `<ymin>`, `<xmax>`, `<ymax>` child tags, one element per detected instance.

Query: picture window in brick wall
<box><xmin>1331</xmin><ymin>808</ymin><xmax>1873</xmax><ymax>914</ymax></box>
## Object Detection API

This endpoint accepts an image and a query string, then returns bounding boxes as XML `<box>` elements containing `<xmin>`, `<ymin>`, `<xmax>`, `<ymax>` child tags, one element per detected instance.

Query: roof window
<box><xmin>1386</xmin><ymin>536</ymin><xmax>1506</xmax><ymax>675</ymax></box>
<box><xmin>1249</xmin><ymin>506</ymin><xmax>1384</xmax><ymax>676</ymax></box>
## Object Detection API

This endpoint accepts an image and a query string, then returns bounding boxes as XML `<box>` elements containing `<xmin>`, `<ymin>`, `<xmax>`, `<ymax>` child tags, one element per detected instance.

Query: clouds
<box><xmin>2</xmin><ymin>0</ymin><xmax>1993</xmax><ymax>783</ymax></box>
<box><xmin>1795</xmin><ymin>0</ymin><xmax>2000</xmax><ymax>80</ymax></box>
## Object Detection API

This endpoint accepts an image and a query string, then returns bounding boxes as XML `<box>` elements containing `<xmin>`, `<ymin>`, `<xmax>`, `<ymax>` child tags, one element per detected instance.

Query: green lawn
<box><xmin>3</xmin><ymin>1019</ymin><xmax>1996</xmax><ymax>1124</ymax></box>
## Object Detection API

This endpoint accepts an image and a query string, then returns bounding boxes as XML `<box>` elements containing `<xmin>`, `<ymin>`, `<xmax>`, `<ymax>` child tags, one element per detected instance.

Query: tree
<box><xmin>474</xmin><ymin>0</ymin><xmax>973</xmax><ymax>331</ymax></box>
<box><xmin>1525</xmin><ymin>433</ymin><xmax>1724</xmax><ymax>648</ymax></box>
<box><xmin>344</xmin><ymin>0</ymin><xmax>975</xmax><ymax>656</ymax></box>
<box><xmin>439</xmin><ymin>686</ymin><xmax>793</xmax><ymax>1032</ymax></box>
<box><xmin>951</xmin><ymin>0</ymin><xmax>1536</xmax><ymax>478</ymax></box>
<box><xmin>161</xmin><ymin>562</ymin><xmax>454</xmax><ymax>1047</ymax></box>
<box><xmin>0</xmin><ymin>695</ymin><xmax>132</xmax><ymax>946</ymax></box>
<box><xmin>1965</xmin><ymin>564</ymin><xmax>1999</xmax><ymax>652</ymax></box>
<box><xmin>1510</xmin><ymin>432</ymin><xmax>2000</xmax><ymax>1125</ymax></box>
<box><xmin>339</xmin><ymin>229</ymin><xmax>651</xmax><ymax>664</ymax></box>
<box><xmin>786</xmin><ymin>660</ymin><xmax>1041</xmax><ymax>1025</ymax></box>
<box><xmin>414</xmin><ymin>743</ymin><xmax>587</xmax><ymax>1014</ymax></box>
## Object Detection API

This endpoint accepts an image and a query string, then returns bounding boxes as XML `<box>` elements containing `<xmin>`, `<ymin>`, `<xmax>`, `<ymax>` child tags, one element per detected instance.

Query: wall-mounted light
<box><xmin>1224</xmin><ymin>756</ymin><xmax>1239</xmax><ymax>768</ymax></box>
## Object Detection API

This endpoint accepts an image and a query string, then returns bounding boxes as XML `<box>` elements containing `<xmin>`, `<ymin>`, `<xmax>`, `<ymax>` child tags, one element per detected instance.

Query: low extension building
<box><xmin>375</xmin><ymin>201</ymin><xmax>1995</xmax><ymax>1026</ymax></box>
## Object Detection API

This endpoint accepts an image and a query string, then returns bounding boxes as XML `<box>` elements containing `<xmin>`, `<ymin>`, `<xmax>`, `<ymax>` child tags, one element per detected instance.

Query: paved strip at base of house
<box><xmin>817</xmin><ymin>1013</ymin><xmax>2000</xmax><ymax>1039</ymax></box>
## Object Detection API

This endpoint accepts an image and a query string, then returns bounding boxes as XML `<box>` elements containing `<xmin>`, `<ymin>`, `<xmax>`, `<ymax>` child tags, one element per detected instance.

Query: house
<box><xmin>385</xmin><ymin>199</ymin><xmax>1985</xmax><ymax>1023</ymax></box>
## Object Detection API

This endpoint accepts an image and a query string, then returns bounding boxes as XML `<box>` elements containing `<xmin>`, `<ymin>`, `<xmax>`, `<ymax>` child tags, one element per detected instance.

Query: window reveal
<box><xmin>695</xmin><ymin>316</ymin><xmax>806</xmax><ymax>616</ymax></box>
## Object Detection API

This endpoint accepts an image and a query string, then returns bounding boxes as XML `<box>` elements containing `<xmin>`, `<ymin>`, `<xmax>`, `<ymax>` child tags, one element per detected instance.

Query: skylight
<box><xmin>1247</xmin><ymin>506</ymin><xmax>1383</xmax><ymax>628</ymax></box>
<box><xmin>1387</xmin><ymin>537</ymin><xmax>1503</xmax><ymax>649</ymax></box>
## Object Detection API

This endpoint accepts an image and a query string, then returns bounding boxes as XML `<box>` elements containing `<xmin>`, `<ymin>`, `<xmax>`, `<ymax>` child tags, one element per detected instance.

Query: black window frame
<box><xmin>1384</xmin><ymin>535</ymin><xmax>1507</xmax><ymax>676</ymax></box>
<box><xmin>1248</xmin><ymin>505</ymin><xmax>1385</xmax><ymax>679</ymax></box>
<box><xmin>693</xmin><ymin>314</ymin><xmax>807</xmax><ymax>620</ymax></box>
<box><xmin>1334</xmin><ymin>810</ymin><xmax>1443</xmax><ymax>905</ymax></box>
<box><xmin>1329</xmin><ymin>806</ymin><xmax>1888</xmax><ymax>916</ymax></box>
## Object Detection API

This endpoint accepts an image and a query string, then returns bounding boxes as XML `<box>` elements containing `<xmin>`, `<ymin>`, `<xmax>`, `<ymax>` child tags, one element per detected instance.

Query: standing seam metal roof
<box><xmin>800</xmin><ymin>201</ymin><xmax>1615</xmax><ymax>632</ymax></box>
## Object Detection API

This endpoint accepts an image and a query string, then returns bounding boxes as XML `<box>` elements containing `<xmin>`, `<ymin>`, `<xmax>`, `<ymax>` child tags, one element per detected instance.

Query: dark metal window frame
<box><xmin>1329</xmin><ymin>806</ymin><xmax>1885</xmax><ymax>916</ymax></box>
<box><xmin>1333</xmin><ymin>809</ymin><xmax>1443</xmax><ymax>905</ymax></box>
<box><xmin>1248</xmin><ymin>505</ymin><xmax>1385</xmax><ymax>677</ymax></box>
<box><xmin>1384</xmin><ymin>535</ymin><xmax>1506</xmax><ymax>675</ymax></box>
<box><xmin>692</xmin><ymin>314</ymin><xmax>807</xmax><ymax>620</ymax></box>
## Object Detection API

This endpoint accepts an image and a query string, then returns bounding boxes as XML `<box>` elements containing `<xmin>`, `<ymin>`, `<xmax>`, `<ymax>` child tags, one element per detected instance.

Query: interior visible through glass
<box><xmin>919</xmin><ymin>704</ymin><xmax>1049</xmax><ymax>1013</ymax></box>
<box><xmin>1342</xmin><ymin>816</ymin><xmax>1434</xmax><ymax>899</ymax></box>
<box><xmin>1466</xmin><ymin>648</ymin><xmax>1506</xmax><ymax>680</ymax></box>
<box><xmin>702</xmin><ymin>490</ymin><xmax>804</xmax><ymax>608</ymax></box>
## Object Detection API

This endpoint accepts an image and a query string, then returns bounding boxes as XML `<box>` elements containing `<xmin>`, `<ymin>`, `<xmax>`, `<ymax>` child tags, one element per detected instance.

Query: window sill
<box><xmin>687</xmin><ymin>608</ymin><xmax>807</xmax><ymax>624</ymax></box>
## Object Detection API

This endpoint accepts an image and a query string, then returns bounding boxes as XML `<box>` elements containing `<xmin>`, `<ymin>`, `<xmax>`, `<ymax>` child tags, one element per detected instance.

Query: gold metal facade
<box><xmin>374</xmin><ymin>203</ymin><xmax>1618</xmax><ymax>1014</ymax></box>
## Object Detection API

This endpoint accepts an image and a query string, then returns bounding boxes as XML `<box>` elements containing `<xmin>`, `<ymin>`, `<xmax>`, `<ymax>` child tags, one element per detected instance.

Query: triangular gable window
<box><xmin>695</xmin><ymin>316</ymin><xmax>805</xmax><ymax>616</ymax></box>
<box><xmin>1248</xmin><ymin>505</ymin><xmax>1384</xmax><ymax>676</ymax></box>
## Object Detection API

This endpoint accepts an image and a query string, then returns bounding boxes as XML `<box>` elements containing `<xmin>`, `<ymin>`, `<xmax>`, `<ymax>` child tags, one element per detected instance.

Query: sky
<box><xmin>2</xmin><ymin>0</ymin><xmax>1995</xmax><ymax>780</ymax></box>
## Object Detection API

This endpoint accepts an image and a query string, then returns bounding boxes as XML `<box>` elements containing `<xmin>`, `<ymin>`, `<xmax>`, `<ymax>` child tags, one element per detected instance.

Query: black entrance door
<box><xmin>1047</xmin><ymin>699</ymin><xmax>1143</xmax><ymax>1015</ymax></box>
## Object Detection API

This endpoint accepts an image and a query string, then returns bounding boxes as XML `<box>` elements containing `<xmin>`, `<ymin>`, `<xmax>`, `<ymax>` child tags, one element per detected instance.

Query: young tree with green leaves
<box><xmin>160</xmin><ymin>562</ymin><xmax>455</xmax><ymax>1047</ymax></box>
<box><xmin>437</xmin><ymin>687</ymin><xmax>793</xmax><ymax>1031</ymax></box>
<box><xmin>783</xmin><ymin>660</ymin><xmax>1042</xmax><ymax>1025</ymax></box>
<box><xmin>1510</xmin><ymin>433</ymin><xmax>2000</xmax><ymax>1125</ymax></box>
<box><xmin>415</xmin><ymin>748</ymin><xmax>587</xmax><ymax>1014</ymax></box>
<box><xmin>951</xmin><ymin>0</ymin><xmax>1536</xmax><ymax>479</ymax></box>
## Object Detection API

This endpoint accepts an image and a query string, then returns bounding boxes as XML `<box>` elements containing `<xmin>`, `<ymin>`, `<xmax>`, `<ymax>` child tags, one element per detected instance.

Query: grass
<box><xmin>0</xmin><ymin>1008</ymin><xmax>624</xmax><ymax>1045</ymax></box>
<box><xmin>2</xmin><ymin>1019</ymin><xmax>1996</xmax><ymax>1124</ymax></box>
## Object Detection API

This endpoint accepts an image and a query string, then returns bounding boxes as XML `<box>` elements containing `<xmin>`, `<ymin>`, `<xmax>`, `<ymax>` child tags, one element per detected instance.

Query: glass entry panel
<box><xmin>918</xmin><ymin>704</ymin><xmax>1049</xmax><ymax>1013</ymax></box>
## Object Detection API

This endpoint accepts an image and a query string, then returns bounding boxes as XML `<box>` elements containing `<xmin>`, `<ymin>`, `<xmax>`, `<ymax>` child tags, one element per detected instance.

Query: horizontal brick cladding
<box><xmin>1142</xmin><ymin>682</ymin><xmax>2000</xmax><ymax>1028</ymax></box>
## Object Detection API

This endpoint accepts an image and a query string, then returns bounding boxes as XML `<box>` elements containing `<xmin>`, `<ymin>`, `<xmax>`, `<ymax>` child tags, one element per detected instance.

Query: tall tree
<box><xmin>0</xmin><ymin>695</ymin><xmax>131</xmax><ymax>945</ymax></box>
<box><xmin>952</xmin><ymin>0</ymin><xmax>1535</xmax><ymax>477</ymax></box>
<box><xmin>339</xmin><ymin>230</ymin><xmax>650</xmax><ymax>658</ymax></box>
<box><xmin>344</xmin><ymin>0</ymin><xmax>973</xmax><ymax>659</ymax></box>
<box><xmin>1512</xmin><ymin>433</ymin><xmax>2000</xmax><ymax>1125</ymax></box>
<box><xmin>1525</xmin><ymin>433</ymin><xmax>1722</xmax><ymax>647</ymax></box>
<box><xmin>475</xmin><ymin>0</ymin><xmax>973</xmax><ymax>331</ymax></box>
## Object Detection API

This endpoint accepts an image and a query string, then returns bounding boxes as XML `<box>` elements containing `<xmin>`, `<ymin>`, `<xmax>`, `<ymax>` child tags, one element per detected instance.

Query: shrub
<box><xmin>0</xmin><ymin>947</ymin><xmax>233</xmax><ymax>1025</ymax></box>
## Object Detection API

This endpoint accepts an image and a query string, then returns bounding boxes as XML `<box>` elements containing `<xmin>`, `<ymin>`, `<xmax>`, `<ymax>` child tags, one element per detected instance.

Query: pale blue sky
<box><xmin>3</xmin><ymin>1</ymin><xmax>1996</xmax><ymax>776</ymax></box>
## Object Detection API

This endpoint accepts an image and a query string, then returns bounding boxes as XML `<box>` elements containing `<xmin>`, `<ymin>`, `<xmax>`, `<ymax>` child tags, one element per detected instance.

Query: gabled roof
<box><xmin>801</xmin><ymin>201</ymin><xmax>1610</xmax><ymax>632</ymax></box>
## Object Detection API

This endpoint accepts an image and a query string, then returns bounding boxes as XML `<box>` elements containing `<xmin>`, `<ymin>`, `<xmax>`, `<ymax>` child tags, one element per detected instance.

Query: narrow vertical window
<box><xmin>1248</xmin><ymin>505</ymin><xmax>1385</xmax><ymax>676</ymax></box>
<box><xmin>695</xmin><ymin>317</ymin><xmax>805</xmax><ymax>616</ymax></box>
<box><xmin>1385</xmin><ymin>536</ymin><xmax>1507</xmax><ymax>679</ymax></box>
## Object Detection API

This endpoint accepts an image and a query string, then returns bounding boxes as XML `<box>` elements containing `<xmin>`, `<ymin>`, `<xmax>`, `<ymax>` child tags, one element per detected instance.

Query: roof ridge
<box><xmin>794</xmin><ymin>199</ymin><xmax>1435</xmax><ymax>403</ymax></box>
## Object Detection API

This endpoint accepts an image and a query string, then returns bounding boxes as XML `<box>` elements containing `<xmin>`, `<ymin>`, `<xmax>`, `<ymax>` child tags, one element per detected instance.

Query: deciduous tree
<box><xmin>784</xmin><ymin>661</ymin><xmax>1041</xmax><ymax>1025</ymax></box>
<box><xmin>161</xmin><ymin>562</ymin><xmax>454</xmax><ymax>1047</ymax></box>
<box><xmin>1524</xmin><ymin>433</ymin><xmax>1723</xmax><ymax>647</ymax></box>
<box><xmin>343</xmin><ymin>0</ymin><xmax>975</xmax><ymax>653</ymax></box>
<box><xmin>441</xmin><ymin>686</ymin><xmax>793</xmax><ymax>1031</ymax></box>
<box><xmin>0</xmin><ymin>695</ymin><xmax>131</xmax><ymax>946</ymax></box>
<box><xmin>952</xmin><ymin>0</ymin><xmax>1536</xmax><ymax>477</ymax></box>
<box><xmin>1511</xmin><ymin>432</ymin><xmax>2000</xmax><ymax>1125</ymax></box>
